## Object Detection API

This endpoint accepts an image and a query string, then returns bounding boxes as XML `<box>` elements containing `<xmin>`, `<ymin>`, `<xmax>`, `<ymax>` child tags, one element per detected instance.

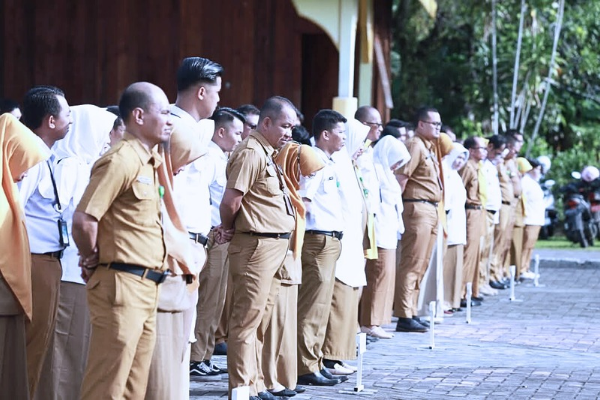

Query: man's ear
<box><xmin>132</xmin><ymin>108</ymin><xmax>144</xmax><ymax>125</ymax></box>
<box><xmin>197</xmin><ymin>86</ymin><xmax>206</xmax><ymax>101</ymax></box>
<box><xmin>263</xmin><ymin>116</ymin><xmax>272</xmax><ymax>129</ymax></box>
<box><xmin>47</xmin><ymin>115</ymin><xmax>56</xmax><ymax>129</ymax></box>
<box><xmin>217</xmin><ymin>126</ymin><xmax>226</xmax><ymax>138</ymax></box>
<box><xmin>321</xmin><ymin>130</ymin><xmax>330</xmax><ymax>141</ymax></box>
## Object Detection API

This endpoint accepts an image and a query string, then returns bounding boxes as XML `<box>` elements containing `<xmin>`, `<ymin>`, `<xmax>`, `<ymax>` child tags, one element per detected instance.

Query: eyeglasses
<box><xmin>420</xmin><ymin>120</ymin><xmax>442</xmax><ymax>128</ymax></box>
<box><xmin>364</xmin><ymin>121</ymin><xmax>383</xmax><ymax>128</ymax></box>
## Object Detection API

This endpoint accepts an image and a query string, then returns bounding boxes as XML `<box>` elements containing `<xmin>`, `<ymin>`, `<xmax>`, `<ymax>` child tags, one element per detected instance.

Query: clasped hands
<box><xmin>213</xmin><ymin>225</ymin><xmax>234</xmax><ymax>245</ymax></box>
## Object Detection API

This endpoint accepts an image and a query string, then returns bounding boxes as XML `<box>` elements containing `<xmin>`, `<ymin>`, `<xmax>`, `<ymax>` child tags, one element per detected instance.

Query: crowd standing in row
<box><xmin>0</xmin><ymin>55</ymin><xmax>545</xmax><ymax>400</ymax></box>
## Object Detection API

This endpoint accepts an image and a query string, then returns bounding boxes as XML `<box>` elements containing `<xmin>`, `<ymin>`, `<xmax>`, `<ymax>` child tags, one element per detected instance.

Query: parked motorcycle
<box><xmin>539</xmin><ymin>179</ymin><xmax>558</xmax><ymax>239</ymax></box>
<box><xmin>580</xmin><ymin>166</ymin><xmax>600</xmax><ymax>239</ymax></box>
<box><xmin>561</xmin><ymin>171</ymin><xmax>598</xmax><ymax>248</ymax></box>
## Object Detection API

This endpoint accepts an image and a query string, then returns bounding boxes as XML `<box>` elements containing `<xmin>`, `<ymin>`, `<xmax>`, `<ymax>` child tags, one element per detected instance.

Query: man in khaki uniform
<box><xmin>219</xmin><ymin>96</ymin><xmax>296</xmax><ymax>400</ymax></box>
<box><xmin>393</xmin><ymin>107</ymin><xmax>443</xmax><ymax>333</ymax></box>
<box><xmin>504</xmin><ymin>130</ymin><xmax>525</xmax><ymax>277</ymax></box>
<box><xmin>460</xmin><ymin>136</ymin><xmax>487</xmax><ymax>304</ymax></box>
<box><xmin>72</xmin><ymin>82</ymin><xmax>172</xmax><ymax>400</ymax></box>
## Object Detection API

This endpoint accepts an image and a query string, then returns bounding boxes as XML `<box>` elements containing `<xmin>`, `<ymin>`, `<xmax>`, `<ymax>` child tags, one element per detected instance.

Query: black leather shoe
<box><xmin>268</xmin><ymin>388</ymin><xmax>297</xmax><ymax>397</ymax></box>
<box><xmin>395</xmin><ymin>317</ymin><xmax>428</xmax><ymax>332</ymax></box>
<box><xmin>460</xmin><ymin>299</ymin><xmax>482</xmax><ymax>307</ymax></box>
<box><xmin>412</xmin><ymin>316</ymin><xmax>430</xmax><ymax>328</ymax></box>
<box><xmin>472</xmin><ymin>295</ymin><xmax>484</xmax><ymax>302</ymax></box>
<box><xmin>258</xmin><ymin>391</ymin><xmax>276</xmax><ymax>400</ymax></box>
<box><xmin>297</xmin><ymin>371</ymin><xmax>339</xmax><ymax>386</ymax></box>
<box><xmin>489</xmin><ymin>280</ymin><xmax>508</xmax><ymax>289</ymax></box>
<box><xmin>292</xmin><ymin>385</ymin><xmax>306</xmax><ymax>393</ymax></box>
<box><xmin>320</xmin><ymin>368</ymin><xmax>348</xmax><ymax>382</ymax></box>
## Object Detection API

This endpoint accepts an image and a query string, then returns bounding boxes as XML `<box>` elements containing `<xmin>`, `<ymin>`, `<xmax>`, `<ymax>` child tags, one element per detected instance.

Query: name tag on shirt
<box><xmin>137</xmin><ymin>176</ymin><xmax>153</xmax><ymax>185</ymax></box>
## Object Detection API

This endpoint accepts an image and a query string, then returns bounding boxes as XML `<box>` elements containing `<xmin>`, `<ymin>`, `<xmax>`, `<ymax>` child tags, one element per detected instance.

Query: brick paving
<box><xmin>191</xmin><ymin>253</ymin><xmax>600</xmax><ymax>399</ymax></box>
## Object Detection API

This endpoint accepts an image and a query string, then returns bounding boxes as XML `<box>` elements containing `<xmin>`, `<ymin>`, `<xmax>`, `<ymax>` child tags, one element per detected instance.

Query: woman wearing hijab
<box><xmin>0</xmin><ymin>114</ymin><xmax>49</xmax><ymax>399</ymax></box>
<box><xmin>359</xmin><ymin>135</ymin><xmax>410</xmax><ymax>339</ymax></box>
<box><xmin>33</xmin><ymin>105</ymin><xmax>115</xmax><ymax>400</ymax></box>
<box><xmin>442</xmin><ymin>143</ymin><xmax>468</xmax><ymax>313</ymax></box>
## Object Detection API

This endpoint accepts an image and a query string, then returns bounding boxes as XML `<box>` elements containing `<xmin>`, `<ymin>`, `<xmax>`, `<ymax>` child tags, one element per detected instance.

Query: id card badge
<box><xmin>58</xmin><ymin>218</ymin><xmax>70</xmax><ymax>248</ymax></box>
<box><xmin>283</xmin><ymin>193</ymin><xmax>295</xmax><ymax>217</ymax></box>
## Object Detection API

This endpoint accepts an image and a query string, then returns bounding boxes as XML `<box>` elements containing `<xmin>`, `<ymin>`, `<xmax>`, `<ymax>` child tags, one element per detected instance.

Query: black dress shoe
<box><xmin>395</xmin><ymin>317</ymin><xmax>428</xmax><ymax>332</ymax></box>
<box><xmin>472</xmin><ymin>295</ymin><xmax>484</xmax><ymax>301</ymax></box>
<box><xmin>412</xmin><ymin>316</ymin><xmax>430</xmax><ymax>328</ymax></box>
<box><xmin>292</xmin><ymin>385</ymin><xmax>306</xmax><ymax>393</ymax></box>
<box><xmin>258</xmin><ymin>391</ymin><xmax>276</xmax><ymax>400</ymax></box>
<box><xmin>489</xmin><ymin>280</ymin><xmax>507</xmax><ymax>289</ymax></box>
<box><xmin>460</xmin><ymin>299</ymin><xmax>482</xmax><ymax>307</ymax></box>
<box><xmin>297</xmin><ymin>371</ymin><xmax>339</xmax><ymax>386</ymax></box>
<box><xmin>320</xmin><ymin>367</ymin><xmax>348</xmax><ymax>382</ymax></box>
<box><xmin>268</xmin><ymin>388</ymin><xmax>297</xmax><ymax>397</ymax></box>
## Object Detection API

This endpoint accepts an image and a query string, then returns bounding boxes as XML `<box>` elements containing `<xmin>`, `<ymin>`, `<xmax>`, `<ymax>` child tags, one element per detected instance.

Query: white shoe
<box><xmin>521</xmin><ymin>271</ymin><xmax>536</xmax><ymax>279</ymax></box>
<box><xmin>360</xmin><ymin>325</ymin><xmax>394</xmax><ymax>339</ymax></box>
<box><xmin>479</xmin><ymin>284</ymin><xmax>498</xmax><ymax>296</ymax></box>
<box><xmin>327</xmin><ymin>363</ymin><xmax>355</xmax><ymax>375</ymax></box>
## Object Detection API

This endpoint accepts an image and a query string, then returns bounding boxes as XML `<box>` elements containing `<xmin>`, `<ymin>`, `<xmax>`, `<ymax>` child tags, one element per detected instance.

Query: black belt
<box><xmin>107</xmin><ymin>262</ymin><xmax>169</xmax><ymax>284</ymax></box>
<box><xmin>502</xmin><ymin>201</ymin><xmax>511</xmax><ymax>205</ymax></box>
<box><xmin>487</xmin><ymin>209</ymin><xmax>497</xmax><ymax>215</ymax></box>
<box><xmin>305</xmin><ymin>230</ymin><xmax>343</xmax><ymax>240</ymax></box>
<box><xmin>404</xmin><ymin>199</ymin><xmax>438</xmax><ymax>207</ymax></box>
<box><xmin>188</xmin><ymin>232</ymin><xmax>209</xmax><ymax>246</ymax></box>
<box><xmin>465</xmin><ymin>205</ymin><xmax>482</xmax><ymax>210</ymax></box>
<box><xmin>33</xmin><ymin>251</ymin><xmax>63</xmax><ymax>259</ymax></box>
<box><xmin>245</xmin><ymin>231</ymin><xmax>291</xmax><ymax>239</ymax></box>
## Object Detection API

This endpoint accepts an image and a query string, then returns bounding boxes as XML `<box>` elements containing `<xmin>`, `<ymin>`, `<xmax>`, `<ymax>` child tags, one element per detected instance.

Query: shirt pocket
<box><xmin>131</xmin><ymin>180</ymin><xmax>158</xmax><ymax>225</ymax></box>
<box><xmin>264</xmin><ymin>165</ymin><xmax>281</xmax><ymax>195</ymax></box>
<box><xmin>323</xmin><ymin>175</ymin><xmax>337</xmax><ymax>193</ymax></box>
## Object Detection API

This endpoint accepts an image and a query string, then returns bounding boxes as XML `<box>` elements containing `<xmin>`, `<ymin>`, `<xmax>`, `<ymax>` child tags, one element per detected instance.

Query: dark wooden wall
<box><xmin>0</xmin><ymin>0</ymin><xmax>336</xmax><ymax>115</ymax></box>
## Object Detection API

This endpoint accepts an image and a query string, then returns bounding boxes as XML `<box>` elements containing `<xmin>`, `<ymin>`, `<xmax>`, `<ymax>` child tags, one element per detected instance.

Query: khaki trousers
<box><xmin>0</xmin><ymin>274</ymin><xmax>29</xmax><ymax>400</ymax></box>
<box><xmin>144</xmin><ymin>310</ymin><xmax>190</xmax><ymax>400</ymax></box>
<box><xmin>191</xmin><ymin>230</ymin><xmax>229</xmax><ymax>361</ymax></box>
<box><xmin>360</xmin><ymin>248</ymin><xmax>395</xmax><ymax>326</ymax></box>
<box><xmin>521</xmin><ymin>225</ymin><xmax>541</xmax><ymax>276</ymax></box>
<box><xmin>227</xmin><ymin>234</ymin><xmax>288</xmax><ymax>397</ymax></box>
<box><xmin>34</xmin><ymin>282</ymin><xmax>91</xmax><ymax>400</ymax></box>
<box><xmin>297</xmin><ymin>234</ymin><xmax>341</xmax><ymax>375</ymax></box>
<box><xmin>322</xmin><ymin>279</ymin><xmax>360</xmax><ymax>361</ymax></box>
<box><xmin>462</xmin><ymin>209</ymin><xmax>484</xmax><ymax>298</ymax></box>
<box><xmin>393</xmin><ymin>202</ymin><xmax>438</xmax><ymax>318</ymax></box>
<box><xmin>478</xmin><ymin>211</ymin><xmax>496</xmax><ymax>289</ymax></box>
<box><xmin>489</xmin><ymin>204</ymin><xmax>511</xmax><ymax>282</ymax></box>
<box><xmin>510</xmin><ymin>225</ymin><xmax>524</xmax><ymax>277</ymax></box>
<box><xmin>443</xmin><ymin>244</ymin><xmax>464</xmax><ymax>310</ymax></box>
<box><xmin>262</xmin><ymin>283</ymin><xmax>298</xmax><ymax>391</ymax></box>
<box><xmin>81</xmin><ymin>267</ymin><xmax>160</xmax><ymax>400</ymax></box>
<box><xmin>26</xmin><ymin>254</ymin><xmax>62</xmax><ymax>397</ymax></box>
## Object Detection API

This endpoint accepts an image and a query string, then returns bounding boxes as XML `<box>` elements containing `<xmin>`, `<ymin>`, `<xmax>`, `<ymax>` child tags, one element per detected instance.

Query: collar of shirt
<box><xmin>170</xmin><ymin>104</ymin><xmax>198</xmax><ymax>126</ymax></box>
<box><xmin>122</xmin><ymin>133</ymin><xmax>163</xmax><ymax>167</ymax></box>
<box><xmin>312</xmin><ymin>146</ymin><xmax>335</xmax><ymax>165</ymax></box>
<box><xmin>415</xmin><ymin>133</ymin><xmax>434</xmax><ymax>150</ymax></box>
<box><xmin>208</xmin><ymin>140</ymin><xmax>227</xmax><ymax>161</ymax></box>
<box><xmin>250</xmin><ymin>131</ymin><xmax>275</xmax><ymax>158</ymax></box>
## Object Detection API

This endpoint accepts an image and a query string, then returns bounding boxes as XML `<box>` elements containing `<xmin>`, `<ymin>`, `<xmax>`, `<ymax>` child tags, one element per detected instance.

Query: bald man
<box><xmin>73</xmin><ymin>82</ymin><xmax>172</xmax><ymax>400</ymax></box>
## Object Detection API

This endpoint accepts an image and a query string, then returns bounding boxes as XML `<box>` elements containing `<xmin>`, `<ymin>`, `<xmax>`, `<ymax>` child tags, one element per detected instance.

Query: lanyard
<box><xmin>46</xmin><ymin>160</ymin><xmax>62</xmax><ymax>212</ymax></box>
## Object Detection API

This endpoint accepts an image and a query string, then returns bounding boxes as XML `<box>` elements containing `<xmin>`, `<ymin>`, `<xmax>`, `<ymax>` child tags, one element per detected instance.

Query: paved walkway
<box><xmin>191</xmin><ymin>256</ymin><xmax>600</xmax><ymax>399</ymax></box>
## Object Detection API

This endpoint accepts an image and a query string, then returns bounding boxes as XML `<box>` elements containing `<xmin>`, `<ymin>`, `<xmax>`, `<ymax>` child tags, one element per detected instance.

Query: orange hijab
<box><xmin>0</xmin><ymin>114</ymin><xmax>50</xmax><ymax>319</ymax></box>
<box><xmin>274</xmin><ymin>142</ymin><xmax>325</xmax><ymax>259</ymax></box>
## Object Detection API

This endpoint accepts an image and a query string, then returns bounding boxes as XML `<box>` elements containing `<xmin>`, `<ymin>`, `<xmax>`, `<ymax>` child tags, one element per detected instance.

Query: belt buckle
<box><xmin>276</xmin><ymin>233</ymin><xmax>281</xmax><ymax>239</ymax></box>
<box><xmin>157</xmin><ymin>270</ymin><xmax>169</xmax><ymax>284</ymax></box>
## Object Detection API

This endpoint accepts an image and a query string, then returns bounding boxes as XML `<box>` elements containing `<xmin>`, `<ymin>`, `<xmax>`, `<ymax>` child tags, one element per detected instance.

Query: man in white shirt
<box><xmin>188</xmin><ymin>107</ymin><xmax>244</xmax><ymax>377</ymax></box>
<box><xmin>297</xmin><ymin>109</ymin><xmax>347</xmax><ymax>387</ymax></box>
<box><xmin>18</xmin><ymin>86</ymin><xmax>72</xmax><ymax>397</ymax></box>
<box><xmin>479</xmin><ymin>135</ymin><xmax>506</xmax><ymax>298</ymax></box>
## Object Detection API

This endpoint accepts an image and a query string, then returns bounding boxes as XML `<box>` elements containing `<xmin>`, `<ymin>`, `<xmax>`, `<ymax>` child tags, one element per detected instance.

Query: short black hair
<box><xmin>292</xmin><ymin>125</ymin><xmax>312</xmax><ymax>146</ymax></box>
<box><xmin>386</xmin><ymin>119</ymin><xmax>407</xmax><ymax>129</ymax></box>
<box><xmin>463</xmin><ymin>136</ymin><xmax>478</xmax><ymax>150</ymax></box>
<box><xmin>177</xmin><ymin>57</ymin><xmax>224</xmax><ymax>92</ymax></box>
<box><xmin>211</xmin><ymin>107</ymin><xmax>246</xmax><ymax>129</ymax></box>
<box><xmin>0</xmin><ymin>98</ymin><xmax>19</xmax><ymax>114</ymax></box>
<box><xmin>312</xmin><ymin>109</ymin><xmax>347</xmax><ymax>141</ymax></box>
<box><xmin>528</xmin><ymin>158</ymin><xmax>541</xmax><ymax>169</ymax></box>
<box><xmin>413</xmin><ymin>106</ymin><xmax>439</xmax><ymax>126</ymax></box>
<box><xmin>504</xmin><ymin>129</ymin><xmax>523</xmax><ymax>147</ymax></box>
<box><xmin>21</xmin><ymin>86</ymin><xmax>65</xmax><ymax>130</ymax></box>
<box><xmin>236</xmin><ymin>104</ymin><xmax>260</xmax><ymax>117</ymax></box>
<box><xmin>106</xmin><ymin>105</ymin><xmax>120</xmax><ymax>117</ymax></box>
<box><xmin>118</xmin><ymin>84</ymin><xmax>153</xmax><ymax>123</ymax></box>
<box><xmin>486</xmin><ymin>134</ymin><xmax>507</xmax><ymax>150</ymax></box>
<box><xmin>380</xmin><ymin>125</ymin><xmax>401</xmax><ymax>140</ymax></box>
<box><xmin>258</xmin><ymin>96</ymin><xmax>296</xmax><ymax>124</ymax></box>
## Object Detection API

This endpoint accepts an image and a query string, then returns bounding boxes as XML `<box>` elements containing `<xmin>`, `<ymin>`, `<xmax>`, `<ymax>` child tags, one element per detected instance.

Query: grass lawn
<box><xmin>535</xmin><ymin>236</ymin><xmax>599</xmax><ymax>250</ymax></box>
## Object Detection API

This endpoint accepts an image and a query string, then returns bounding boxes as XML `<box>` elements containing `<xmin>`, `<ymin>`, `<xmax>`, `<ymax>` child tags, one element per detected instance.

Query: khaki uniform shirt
<box><xmin>396</xmin><ymin>135</ymin><xmax>442</xmax><ymax>203</ymax></box>
<box><xmin>505</xmin><ymin>158</ymin><xmax>522</xmax><ymax>198</ymax></box>
<box><xmin>460</xmin><ymin>159</ymin><xmax>481</xmax><ymax>206</ymax></box>
<box><xmin>226</xmin><ymin>131</ymin><xmax>295</xmax><ymax>233</ymax></box>
<box><xmin>498</xmin><ymin>161</ymin><xmax>514</xmax><ymax>203</ymax></box>
<box><xmin>76</xmin><ymin>133</ymin><xmax>166</xmax><ymax>269</ymax></box>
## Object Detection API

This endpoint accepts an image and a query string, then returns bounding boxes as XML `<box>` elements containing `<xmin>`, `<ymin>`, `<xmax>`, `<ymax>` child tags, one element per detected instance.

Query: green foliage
<box><xmin>391</xmin><ymin>0</ymin><xmax>600</xmax><ymax>153</ymax></box>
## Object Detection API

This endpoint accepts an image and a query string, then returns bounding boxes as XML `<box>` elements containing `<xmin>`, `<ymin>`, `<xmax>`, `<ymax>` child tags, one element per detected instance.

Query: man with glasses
<box><xmin>393</xmin><ymin>107</ymin><xmax>443</xmax><ymax>332</ymax></box>
<box><xmin>460</xmin><ymin>136</ymin><xmax>487</xmax><ymax>307</ymax></box>
<box><xmin>237</xmin><ymin>104</ymin><xmax>260</xmax><ymax>140</ymax></box>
